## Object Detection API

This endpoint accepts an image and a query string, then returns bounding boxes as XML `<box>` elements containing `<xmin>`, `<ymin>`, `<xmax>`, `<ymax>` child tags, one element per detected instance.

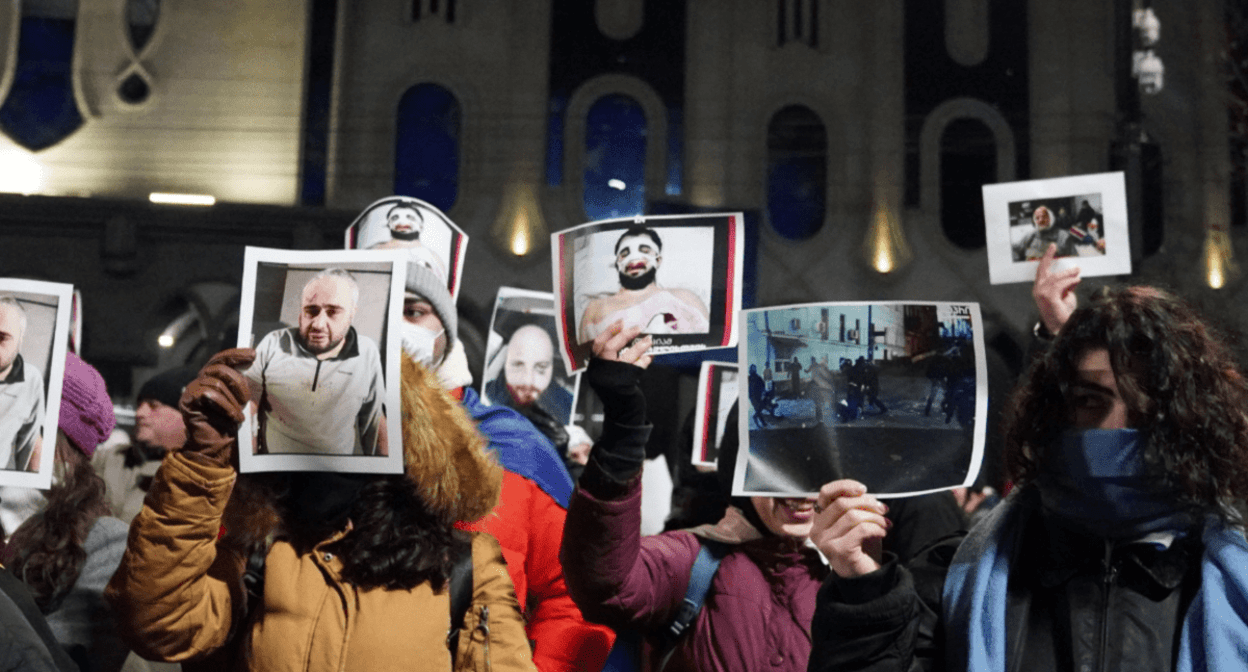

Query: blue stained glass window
<box><xmin>395</xmin><ymin>83</ymin><xmax>460</xmax><ymax>212</ymax></box>
<box><xmin>0</xmin><ymin>1</ymin><xmax>83</xmax><ymax>151</ymax></box>
<box><xmin>766</xmin><ymin>105</ymin><xmax>826</xmax><ymax>240</ymax></box>
<box><xmin>583</xmin><ymin>94</ymin><xmax>646</xmax><ymax>220</ymax></box>
<box><xmin>939</xmin><ymin>118</ymin><xmax>995</xmax><ymax>250</ymax></box>
<box><xmin>666</xmin><ymin>106</ymin><xmax>683</xmax><ymax>196</ymax></box>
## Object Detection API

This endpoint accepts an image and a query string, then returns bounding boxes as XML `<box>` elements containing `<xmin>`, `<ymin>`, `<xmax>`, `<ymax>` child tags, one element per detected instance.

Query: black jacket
<box><xmin>808</xmin><ymin>488</ymin><xmax>1202</xmax><ymax>672</ymax></box>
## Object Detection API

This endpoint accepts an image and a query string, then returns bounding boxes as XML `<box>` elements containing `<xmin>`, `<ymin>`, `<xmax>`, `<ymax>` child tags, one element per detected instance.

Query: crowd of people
<box><xmin>0</xmin><ymin>192</ymin><xmax>1244</xmax><ymax>672</ymax></box>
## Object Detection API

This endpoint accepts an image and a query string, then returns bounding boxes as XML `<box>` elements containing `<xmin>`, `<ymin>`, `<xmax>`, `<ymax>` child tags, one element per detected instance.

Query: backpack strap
<box><xmin>445</xmin><ymin>540</ymin><xmax>475</xmax><ymax>665</ymax></box>
<box><xmin>656</xmin><ymin>538</ymin><xmax>729</xmax><ymax>670</ymax></box>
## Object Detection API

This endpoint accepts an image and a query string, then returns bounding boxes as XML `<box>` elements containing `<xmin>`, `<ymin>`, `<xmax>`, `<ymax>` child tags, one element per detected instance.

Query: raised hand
<box><xmin>591</xmin><ymin>320</ymin><xmax>653</xmax><ymax>370</ymax></box>
<box><xmin>809</xmin><ymin>479</ymin><xmax>890</xmax><ymax>578</ymax></box>
<box><xmin>1033</xmin><ymin>243</ymin><xmax>1080</xmax><ymax>337</ymax></box>
<box><xmin>179</xmin><ymin>348</ymin><xmax>255</xmax><ymax>468</ymax></box>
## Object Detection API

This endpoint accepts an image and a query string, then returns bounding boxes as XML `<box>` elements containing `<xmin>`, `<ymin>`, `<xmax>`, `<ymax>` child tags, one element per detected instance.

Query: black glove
<box><xmin>580</xmin><ymin>359</ymin><xmax>652</xmax><ymax>497</ymax></box>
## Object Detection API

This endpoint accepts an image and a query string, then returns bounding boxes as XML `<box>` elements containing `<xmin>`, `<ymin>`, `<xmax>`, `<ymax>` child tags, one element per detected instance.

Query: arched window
<box><xmin>939</xmin><ymin>118</ymin><xmax>995</xmax><ymax>249</ymax></box>
<box><xmin>395</xmin><ymin>84</ymin><xmax>460</xmax><ymax>212</ymax></box>
<box><xmin>583</xmin><ymin>94</ymin><xmax>647</xmax><ymax>220</ymax></box>
<box><xmin>766</xmin><ymin>105</ymin><xmax>826</xmax><ymax>240</ymax></box>
<box><xmin>0</xmin><ymin>0</ymin><xmax>83</xmax><ymax>151</ymax></box>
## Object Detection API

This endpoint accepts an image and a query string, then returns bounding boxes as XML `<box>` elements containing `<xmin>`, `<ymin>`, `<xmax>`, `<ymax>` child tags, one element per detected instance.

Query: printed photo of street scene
<box><xmin>735</xmin><ymin>302</ymin><xmax>985</xmax><ymax>497</ymax></box>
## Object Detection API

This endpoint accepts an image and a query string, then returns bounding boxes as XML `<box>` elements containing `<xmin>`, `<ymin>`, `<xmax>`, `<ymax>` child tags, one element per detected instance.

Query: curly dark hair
<box><xmin>6</xmin><ymin>435</ymin><xmax>112</xmax><ymax>614</ymax></box>
<box><xmin>224</xmin><ymin>472</ymin><xmax>467</xmax><ymax>593</ymax></box>
<box><xmin>1004</xmin><ymin>285</ymin><xmax>1248</xmax><ymax>519</ymax></box>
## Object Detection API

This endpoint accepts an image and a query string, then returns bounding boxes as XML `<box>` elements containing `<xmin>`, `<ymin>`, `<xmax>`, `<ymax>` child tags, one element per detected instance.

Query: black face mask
<box><xmin>618</xmin><ymin>267</ymin><xmax>657</xmax><ymax>291</ymax></box>
<box><xmin>389</xmin><ymin>228</ymin><xmax>422</xmax><ymax>242</ymax></box>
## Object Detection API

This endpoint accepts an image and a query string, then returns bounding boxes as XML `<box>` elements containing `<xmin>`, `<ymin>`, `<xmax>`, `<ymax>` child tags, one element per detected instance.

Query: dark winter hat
<box><xmin>136</xmin><ymin>366</ymin><xmax>198</xmax><ymax>410</ymax></box>
<box><xmin>405</xmin><ymin>263</ymin><xmax>458</xmax><ymax>346</ymax></box>
<box><xmin>59</xmin><ymin>352</ymin><xmax>116</xmax><ymax>458</ymax></box>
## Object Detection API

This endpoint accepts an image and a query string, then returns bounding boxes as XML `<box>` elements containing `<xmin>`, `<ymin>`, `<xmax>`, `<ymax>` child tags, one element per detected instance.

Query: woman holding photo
<box><xmin>560</xmin><ymin>322</ymin><xmax>962</xmax><ymax>672</ymax></box>
<box><xmin>104</xmin><ymin>349</ymin><xmax>537</xmax><ymax>671</ymax></box>
<box><xmin>806</xmin><ymin>281</ymin><xmax>1248</xmax><ymax>671</ymax></box>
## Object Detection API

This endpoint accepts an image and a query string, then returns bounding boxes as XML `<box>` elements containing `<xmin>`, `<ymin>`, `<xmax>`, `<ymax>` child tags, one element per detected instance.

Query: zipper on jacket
<box><xmin>312</xmin><ymin>360</ymin><xmax>322</xmax><ymax>391</ymax></box>
<box><xmin>1098</xmin><ymin>541</ymin><xmax>1118</xmax><ymax>672</ymax></box>
<box><xmin>477</xmin><ymin>605</ymin><xmax>490</xmax><ymax>672</ymax></box>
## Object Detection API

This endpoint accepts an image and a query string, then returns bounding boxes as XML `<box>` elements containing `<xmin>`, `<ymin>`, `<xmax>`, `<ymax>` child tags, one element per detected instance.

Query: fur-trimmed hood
<box><xmin>397</xmin><ymin>353</ymin><xmax>501</xmax><ymax>523</ymax></box>
<box><xmin>221</xmin><ymin>354</ymin><xmax>502</xmax><ymax>546</ymax></box>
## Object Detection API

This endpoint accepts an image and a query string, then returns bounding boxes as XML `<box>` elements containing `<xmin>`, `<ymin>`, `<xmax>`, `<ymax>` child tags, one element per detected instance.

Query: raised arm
<box><xmin>561</xmin><ymin>323</ymin><xmax>706</xmax><ymax>628</ymax></box>
<box><xmin>105</xmin><ymin>349</ymin><xmax>255</xmax><ymax>662</ymax></box>
<box><xmin>1032</xmin><ymin>243</ymin><xmax>1081</xmax><ymax>337</ymax></box>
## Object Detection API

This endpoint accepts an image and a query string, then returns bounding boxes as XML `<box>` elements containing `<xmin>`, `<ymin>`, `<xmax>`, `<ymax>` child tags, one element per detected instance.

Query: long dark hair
<box><xmin>6</xmin><ymin>434</ymin><xmax>111</xmax><ymax>613</ymax></box>
<box><xmin>1004</xmin><ymin>286</ymin><xmax>1248</xmax><ymax>519</ymax></box>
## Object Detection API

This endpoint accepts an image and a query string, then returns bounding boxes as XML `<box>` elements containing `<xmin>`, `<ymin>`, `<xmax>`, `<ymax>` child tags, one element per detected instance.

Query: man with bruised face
<box><xmin>486</xmin><ymin>323</ymin><xmax>574</xmax><ymax>423</ymax></box>
<box><xmin>369</xmin><ymin>200</ymin><xmax>449</xmax><ymax>280</ymax></box>
<box><xmin>577</xmin><ymin>225</ymin><xmax>711</xmax><ymax>343</ymax></box>
<box><xmin>245</xmin><ymin>268</ymin><xmax>388</xmax><ymax>456</ymax></box>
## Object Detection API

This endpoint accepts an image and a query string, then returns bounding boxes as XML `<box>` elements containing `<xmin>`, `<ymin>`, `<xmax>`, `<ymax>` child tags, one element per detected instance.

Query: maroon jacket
<box><xmin>561</xmin><ymin>476</ymin><xmax>828</xmax><ymax>672</ymax></box>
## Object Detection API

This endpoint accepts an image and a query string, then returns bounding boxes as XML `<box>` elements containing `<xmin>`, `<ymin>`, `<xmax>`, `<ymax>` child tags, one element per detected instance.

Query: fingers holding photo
<box><xmin>809</xmin><ymin>479</ymin><xmax>890</xmax><ymax>578</ymax></box>
<box><xmin>591</xmin><ymin>320</ymin><xmax>652</xmax><ymax>368</ymax></box>
<box><xmin>1033</xmin><ymin>243</ymin><xmax>1081</xmax><ymax>335</ymax></box>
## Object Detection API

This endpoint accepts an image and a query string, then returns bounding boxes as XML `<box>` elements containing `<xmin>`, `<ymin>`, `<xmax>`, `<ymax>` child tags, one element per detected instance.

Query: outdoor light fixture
<box><xmin>511</xmin><ymin>222</ymin><xmax>531</xmax><ymax>257</ymax></box>
<box><xmin>1132</xmin><ymin>8</ymin><xmax>1164</xmax><ymax>95</ymax></box>
<box><xmin>149</xmin><ymin>192</ymin><xmax>216</xmax><ymax>206</ymax></box>
<box><xmin>1134</xmin><ymin>8</ymin><xmax>1160</xmax><ymax>46</ymax></box>
<box><xmin>1204</xmin><ymin>227</ymin><xmax>1233</xmax><ymax>290</ymax></box>
<box><xmin>157</xmin><ymin>312</ymin><xmax>198</xmax><ymax>349</ymax></box>
<box><xmin>863</xmin><ymin>199</ymin><xmax>912</xmax><ymax>275</ymax></box>
<box><xmin>1134</xmin><ymin>50</ymin><xmax>1164</xmax><ymax>95</ymax></box>
<box><xmin>608</xmin><ymin>179</ymin><xmax>626</xmax><ymax>191</ymax></box>
<box><xmin>492</xmin><ymin>180</ymin><xmax>547</xmax><ymax>258</ymax></box>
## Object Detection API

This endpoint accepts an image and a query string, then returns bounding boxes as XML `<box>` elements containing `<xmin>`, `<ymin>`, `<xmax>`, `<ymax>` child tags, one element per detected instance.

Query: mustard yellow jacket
<box><xmin>105</xmin><ymin>452</ymin><xmax>536</xmax><ymax>671</ymax></box>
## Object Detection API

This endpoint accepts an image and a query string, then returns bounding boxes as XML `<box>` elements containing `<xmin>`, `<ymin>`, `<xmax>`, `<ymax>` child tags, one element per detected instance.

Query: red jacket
<box><xmin>455</xmin><ymin>387</ymin><xmax>615</xmax><ymax>672</ymax></box>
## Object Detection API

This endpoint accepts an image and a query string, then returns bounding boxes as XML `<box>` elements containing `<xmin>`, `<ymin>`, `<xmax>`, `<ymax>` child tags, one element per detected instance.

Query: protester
<box><xmin>104</xmin><ymin>349</ymin><xmax>537</xmax><ymax>670</ymax></box>
<box><xmin>561</xmin><ymin>321</ymin><xmax>963</xmax><ymax>672</ymax></box>
<box><xmin>806</xmin><ymin>279</ymin><xmax>1248</xmax><ymax>670</ymax></box>
<box><xmin>92</xmin><ymin>366</ymin><xmax>198</xmax><ymax>524</ymax></box>
<box><xmin>5</xmin><ymin>352</ymin><xmax>131</xmax><ymax>672</ymax></box>
<box><xmin>399</xmin><ymin>258</ymin><xmax>616</xmax><ymax>672</ymax></box>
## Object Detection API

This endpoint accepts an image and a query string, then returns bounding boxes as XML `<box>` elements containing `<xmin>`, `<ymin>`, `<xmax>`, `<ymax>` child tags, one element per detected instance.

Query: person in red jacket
<box><xmin>366</xmin><ymin>197</ymin><xmax>615</xmax><ymax>672</ymax></box>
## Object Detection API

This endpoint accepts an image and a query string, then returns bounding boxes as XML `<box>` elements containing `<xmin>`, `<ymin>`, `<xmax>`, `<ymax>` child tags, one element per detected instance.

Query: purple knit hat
<box><xmin>59</xmin><ymin>352</ymin><xmax>115</xmax><ymax>458</ymax></box>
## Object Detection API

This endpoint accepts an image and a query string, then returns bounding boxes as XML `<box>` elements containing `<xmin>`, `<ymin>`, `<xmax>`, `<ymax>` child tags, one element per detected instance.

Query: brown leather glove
<box><xmin>179</xmin><ymin>348</ymin><xmax>255</xmax><ymax>469</ymax></box>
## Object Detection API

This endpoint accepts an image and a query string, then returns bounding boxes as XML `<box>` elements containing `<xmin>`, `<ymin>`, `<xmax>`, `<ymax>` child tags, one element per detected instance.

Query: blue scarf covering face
<box><xmin>1037</xmin><ymin>429</ymin><xmax>1193</xmax><ymax>538</ymax></box>
<box><xmin>942</xmin><ymin>429</ymin><xmax>1248</xmax><ymax>671</ymax></box>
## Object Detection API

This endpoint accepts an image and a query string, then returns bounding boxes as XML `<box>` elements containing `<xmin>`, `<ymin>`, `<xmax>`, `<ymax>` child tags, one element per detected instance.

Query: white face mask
<box><xmin>400</xmin><ymin>321</ymin><xmax>444</xmax><ymax>368</ymax></box>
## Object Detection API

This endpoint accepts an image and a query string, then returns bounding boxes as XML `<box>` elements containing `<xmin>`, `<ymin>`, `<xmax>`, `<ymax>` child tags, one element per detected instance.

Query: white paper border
<box><xmin>733</xmin><ymin>300</ymin><xmax>987</xmax><ymax>498</ymax></box>
<box><xmin>984</xmin><ymin>171</ymin><xmax>1131</xmax><ymax>285</ymax></box>
<box><xmin>237</xmin><ymin>247</ymin><xmax>407</xmax><ymax>474</ymax></box>
<box><xmin>692</xmin><ymin>361</ymin><xmax>738</xmax><ymax>469</ymax></box>
<box><xmin>0</xmin><ymin>279</ymin><xmax>73</xmax><ymax>489</ymax></box>
<box><xmin>551</xmin><ymin>211</ymin><xmax>744</xmax><ymax>373</ymax></box>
